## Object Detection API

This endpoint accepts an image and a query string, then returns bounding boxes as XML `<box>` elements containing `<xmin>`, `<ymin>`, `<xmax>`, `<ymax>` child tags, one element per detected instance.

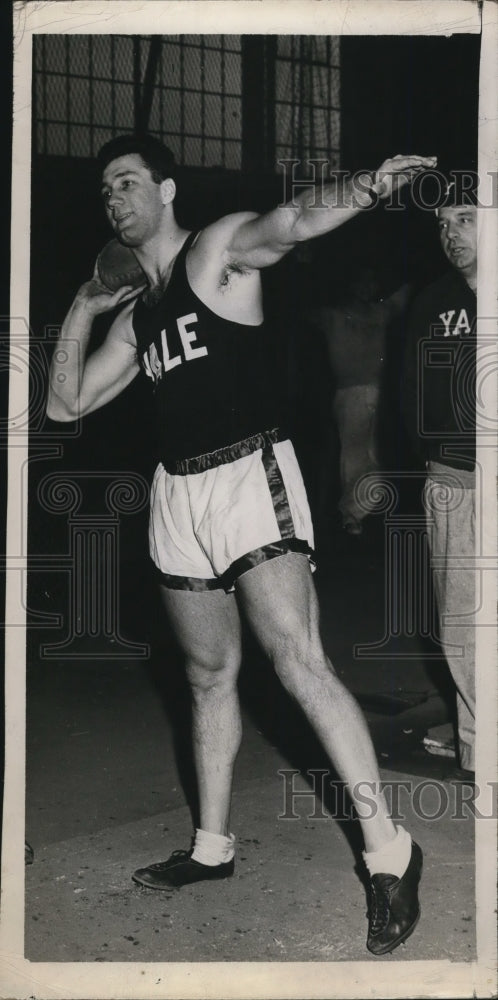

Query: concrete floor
<box><xmin>24</xmin><ymin>520</ymin><xmax>476</xmax><ymax>967</ymax></box>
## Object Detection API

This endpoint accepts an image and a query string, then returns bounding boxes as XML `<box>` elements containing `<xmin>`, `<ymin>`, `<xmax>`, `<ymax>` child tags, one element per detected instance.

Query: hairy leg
<box><xmin>236</xmin><ymin>553</ymin><xmax>395</xmax><ymax>852</ymax></box>
<box><xmin>159</xmin><ymin>585</ymin><xmax>243</xmax><ymax>836</ymax></box>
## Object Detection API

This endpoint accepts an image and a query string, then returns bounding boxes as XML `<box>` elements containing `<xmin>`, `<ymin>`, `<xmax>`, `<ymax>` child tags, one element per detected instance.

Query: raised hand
<box><xmin>372</xmin><ymin>154</ymin><xmax>437</xmax><ymax>199</ymax></box>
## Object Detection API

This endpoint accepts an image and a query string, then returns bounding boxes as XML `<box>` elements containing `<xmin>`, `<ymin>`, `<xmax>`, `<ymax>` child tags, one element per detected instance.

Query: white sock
<box><xmin>363</xmin><ymin>825</ymin><xmax>412</xmax><ymax>879</ymax></box>
<box><xmin>191</xmin><ymin>828</ymin><xmax>235</xmax><ymax>867</ymax></box>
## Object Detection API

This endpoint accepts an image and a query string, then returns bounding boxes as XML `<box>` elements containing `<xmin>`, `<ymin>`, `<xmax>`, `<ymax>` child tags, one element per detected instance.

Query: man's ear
<box><xmin>160</xmin><ymin>178</ymin><xmax>176</xmax><ymax>205</ymax></box>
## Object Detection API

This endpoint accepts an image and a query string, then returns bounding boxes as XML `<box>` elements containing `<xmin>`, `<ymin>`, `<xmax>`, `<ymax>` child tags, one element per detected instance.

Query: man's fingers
<box><xmin>110</xmin><ymin>285</ymin><xmax>134</xmax><ymax>304</ymax></box>
<box><xmin>372</xmin><ymin>155</ymin><xmax>438</xmax><ymax>199</ymax></box>
<box><xmin>376</xmin><ymin>156</ymin><xmax>437</xmax><ymax>180</ymax></box>
<box><xmin>374</xmin><ymin>155</ymin><xmax>438</xmax><ymax>196</ymax></box>
<box><xmin>114</xmin><ymin>283</ymin><xmax>147</xmax><ymax>305</ymax></box>
<box><xmin>387</xmin><ymin>155</ymin><xmax>437</xmax><ymax>172</ymax></box>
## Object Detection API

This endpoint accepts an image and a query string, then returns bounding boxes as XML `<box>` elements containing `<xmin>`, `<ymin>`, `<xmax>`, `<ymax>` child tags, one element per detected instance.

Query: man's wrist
<box><xmin>72</xmin><ymin>291</ymin><xmax>100</xmax><ymax>322</ymax></box>
<box><xmin>353</xmin><ymin>172</ymin><xmax>379</xmax><ymax>208</ymax></box>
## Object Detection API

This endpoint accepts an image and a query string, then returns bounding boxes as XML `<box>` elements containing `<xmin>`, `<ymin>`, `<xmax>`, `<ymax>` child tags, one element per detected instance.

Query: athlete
<box><xmin>47</xmin><ymin>134</ymin><xmax>436</xmax><ymax>955</ymax></box>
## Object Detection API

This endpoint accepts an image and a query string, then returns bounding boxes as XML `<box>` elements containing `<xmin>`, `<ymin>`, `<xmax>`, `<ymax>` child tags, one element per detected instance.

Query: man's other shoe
<box><xmin>132</xmin><ymin>849</ymin><xmax>234</xmax><ymax>889</ymax></box>
<box><xmin>367</xmin><ymin>841</ymin><xmax>423</xmax><ymax>955</ymax></box>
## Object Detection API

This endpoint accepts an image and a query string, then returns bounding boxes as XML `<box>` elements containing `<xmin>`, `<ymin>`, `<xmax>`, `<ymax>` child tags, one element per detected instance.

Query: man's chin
<box><xmin>115</xmin><ymin>231</ymin><xmax>140</xmax><ymax>248</ymax></box>
<box><xmin>447</xmin><ymin>253</ymin><xmax>473</xmax><ymax>272</ymax></box>
<box><xmin>455</xmin><ymin>259</ymin><xmax>474</xmax><ymax>274</ymax></box>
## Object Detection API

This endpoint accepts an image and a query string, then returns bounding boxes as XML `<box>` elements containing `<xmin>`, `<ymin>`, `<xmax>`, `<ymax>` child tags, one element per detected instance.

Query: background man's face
<box><xmin>438</xmin><ymin>205</ymin><xmax>477</xmax><ymax>278</ymax></box>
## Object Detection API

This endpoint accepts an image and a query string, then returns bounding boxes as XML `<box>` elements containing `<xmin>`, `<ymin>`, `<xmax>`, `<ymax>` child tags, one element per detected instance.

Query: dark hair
<box><xmin>428</xmin><ymin>168</ymin><xmax>478</xmax><ymax>213</ymax></box>
<box><xmin>97</xmin><ymin>133</ymin><xmax>176</xmax><ymax>184</ymax></box>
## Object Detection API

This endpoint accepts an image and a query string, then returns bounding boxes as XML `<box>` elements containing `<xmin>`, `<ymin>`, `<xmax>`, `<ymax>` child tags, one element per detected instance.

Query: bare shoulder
<box><xmin>186</xmin><ymin>213</ymin><xmax>263</xmax><ymax>321</ymax></box>
<box><xmin>191</xmin><ymin>212</ymin><xmax>261</xmax><ymax>265</ymax></box>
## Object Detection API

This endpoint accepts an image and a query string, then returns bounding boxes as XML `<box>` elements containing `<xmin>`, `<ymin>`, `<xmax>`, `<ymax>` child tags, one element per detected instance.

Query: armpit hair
<box><xmin>220</xmin><ymin>260</ymin><xmax>252</xmax><ymax>287</ymax></box>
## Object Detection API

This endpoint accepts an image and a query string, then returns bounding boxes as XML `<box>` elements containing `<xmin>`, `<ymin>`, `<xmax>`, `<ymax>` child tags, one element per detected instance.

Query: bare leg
<box><xmin>159</xmin><ymin>585</ymin><xmax>242</xmax><ymax>836</ymax></box>
<box><xmin>236</xmin><ymin>553</ymin><xmax>395</xmax><ymax>852</ymax></box>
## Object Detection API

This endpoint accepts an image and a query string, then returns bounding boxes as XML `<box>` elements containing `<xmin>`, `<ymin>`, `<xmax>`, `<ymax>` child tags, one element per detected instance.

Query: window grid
<box><xmin>33</xmin><ymin>34</ymin><xmax>340</xmax><ymax>172</ymax></box>
<box><xmin>274</xmin><ymin>35</ymin><xmax>340</xmax><ymax>176</ymax></box>
<box><xmin>179</xmin><ymin>38</ymin><xmax>185</xmax><ymax>164</ymax></box>
<box><xmin>110</xmin><ymin>35</ymin><xmax>116</xmax><ymax>135</ymax></box>
<box><xmin>88</xmin><ymin>36</ymin><xmax>95</xmax><ymax>156</ymax></box>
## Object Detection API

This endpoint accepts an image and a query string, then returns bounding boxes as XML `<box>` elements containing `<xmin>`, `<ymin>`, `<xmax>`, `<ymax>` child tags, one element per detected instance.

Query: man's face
<box><xmin>100</xmin><ymin>153</ymin><xmax>165</xmax><ymax>246</ymax></box>
<box><xmin>437</xmin><ymin>205</ymin><xmax>477</xmax><ymax>280</ymax></box>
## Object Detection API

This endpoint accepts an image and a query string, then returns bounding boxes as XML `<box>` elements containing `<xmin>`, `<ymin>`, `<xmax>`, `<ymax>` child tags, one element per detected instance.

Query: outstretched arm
<box><xmin>226</xmin><ymin>154</ymin><xmax>437</xmax><ymax>269</ymax></box>
<box><xmin>46</xmin><ymin>272</ymin><xmax>142</xmax><ymax>422</ymax></box>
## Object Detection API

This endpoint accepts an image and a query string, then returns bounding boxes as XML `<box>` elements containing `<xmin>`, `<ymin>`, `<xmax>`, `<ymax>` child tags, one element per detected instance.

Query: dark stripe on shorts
<box><xmin>152</xmin><ymin>563</ymin><xmax>224</xmax><ymax>591</ymax></box>
<box><xmin>153</xmin><ymin>539</ymin><xmax>316</xmax><ymax>593</ymax></box>
<box><xmin>161</xmin><ymin>428</ymin><xmax>283</xmax><ymax>475</ymax></box>
<box><xmin>261</xmin><ymin>440</ymin><xmax>295</xmax><ymax>539</ymax></box>
<box><xmin>226</xmin><ymin>539</ymin><xmax>315</xmax><ymax>590</ymax></box>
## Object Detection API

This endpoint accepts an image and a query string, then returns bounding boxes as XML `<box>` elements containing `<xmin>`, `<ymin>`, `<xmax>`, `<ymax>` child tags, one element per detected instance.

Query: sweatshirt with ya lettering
<box><xmin>403</xmin><ymin>268</ymin><xmax>476</xmax><ymax>470</ymax></box>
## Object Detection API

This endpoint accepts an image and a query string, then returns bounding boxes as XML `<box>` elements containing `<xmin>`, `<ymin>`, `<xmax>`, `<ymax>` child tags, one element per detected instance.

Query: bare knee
<box><xmin>268</xmin><ymin>630</ymin><xmax>334</xmax><ymax>695</ymax></box>
<box><xmin>186</xmin><ymin>647</ymin><xmax>241</xmax><ymax>695</ymax></box>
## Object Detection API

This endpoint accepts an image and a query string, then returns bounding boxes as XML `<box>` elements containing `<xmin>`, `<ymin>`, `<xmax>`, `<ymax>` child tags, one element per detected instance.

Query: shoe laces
<box><xmin>149</xmin><ymin>850</ymin><xmax>191</xmax><ymax>871</ymax></box>
<box><xmin>369</xmin><ymin>875</ymin><xmax>394</xmax><ymax>936</ymax></box>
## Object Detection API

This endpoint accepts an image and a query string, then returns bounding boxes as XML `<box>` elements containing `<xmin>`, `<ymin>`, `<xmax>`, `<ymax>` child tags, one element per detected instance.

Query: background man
<box><xmin>309</xmin><ymin>263</ymin><xmax>411</xmax><ymax>535</ymax></box>
<box><xmin>403</xmin><ymin>181</ymin><xmax>477</xmax><ymax>776</ymax></box>
<box><xmin>47</xmin><ymin>134</ymin><xmax>435</xmax><ymax>954</ymax></box>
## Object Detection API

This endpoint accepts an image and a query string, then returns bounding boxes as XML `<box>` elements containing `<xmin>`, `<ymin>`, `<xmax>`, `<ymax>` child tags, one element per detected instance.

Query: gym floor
<box><xmin>23</xmin><ymin>517</ymin><xmax>477</xmax><ymax>966</ymax></box>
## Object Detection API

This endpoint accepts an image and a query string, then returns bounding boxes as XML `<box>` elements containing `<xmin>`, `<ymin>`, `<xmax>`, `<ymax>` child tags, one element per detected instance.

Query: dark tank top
<box><xmin>132</xmin><ymin>231</ymin><xmax>283</xmax><ymax>463</ymax></box>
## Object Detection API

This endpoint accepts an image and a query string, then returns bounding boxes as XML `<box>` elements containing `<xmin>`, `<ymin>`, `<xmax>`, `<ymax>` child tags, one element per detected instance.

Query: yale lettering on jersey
<box><xmin>438</xmin><ymin>308</ymin><xmax>471</xmax><ymax>337</ymax></box>
<box><xmin>142</xmin><ymin>312</ymin><xmax>208</xmax><ymax>382</ymax></box>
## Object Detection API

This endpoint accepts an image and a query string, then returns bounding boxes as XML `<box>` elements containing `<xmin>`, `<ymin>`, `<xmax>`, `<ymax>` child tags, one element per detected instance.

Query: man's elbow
<box><xmin>45</xmin><ymin>396</ymin><xmax>79</xmax><ymax>423</ymax></box>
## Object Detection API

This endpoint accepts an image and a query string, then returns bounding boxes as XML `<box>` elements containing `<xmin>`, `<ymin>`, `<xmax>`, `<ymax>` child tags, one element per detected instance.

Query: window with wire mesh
<box><xmin>275</xmin><ymin>36</ymin><xmax>340</xmax><ymax>174</ymax></box>
<box><xmin>33</xmin><ymin>34</ymin><xmax>243</xmax><ymax>167</ymax></box>
<box><xmin>33</xmin><ymin>34</ymin><xmax>339</xmax><ymax>172</ymax></box>
<box><xmin>152</xmin><ymin>36</ymin><xmax>242</xmax><ymax>168</ymax></box>
<box><xmin>34</xmin><ymin>35</ymin><xmax>136</xmax><ymax>158</ymax></box>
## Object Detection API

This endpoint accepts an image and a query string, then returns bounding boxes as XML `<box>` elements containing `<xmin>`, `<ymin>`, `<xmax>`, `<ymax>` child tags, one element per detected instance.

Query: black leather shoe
<box><xmin>452</xmin><ymin>767</ymin><xmax>475</xmax><ymax>784</ymax></box>
<box><xmin>367</xmin><ymin>841</ymin><xmax>423</xmax><ymax>955</ymax></box>
<box><xmin>132</xmin><ymin>849</ymin><xmax>234</xmax><ymax>889</ymax></box>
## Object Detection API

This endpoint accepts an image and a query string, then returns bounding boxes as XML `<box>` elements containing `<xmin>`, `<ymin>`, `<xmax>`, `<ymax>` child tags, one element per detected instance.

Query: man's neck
<box><xmin>134</xmin><ymin>224</ymin><xmax>190</xmax><ymax>288</ymax></box>
<box><xmin>463</xmin><ymin>271</ymin><xmax>477</xmax><ymax>294</ymax></box>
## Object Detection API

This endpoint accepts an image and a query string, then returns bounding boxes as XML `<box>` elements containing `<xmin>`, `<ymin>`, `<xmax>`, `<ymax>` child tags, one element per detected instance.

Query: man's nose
<box><xmin>107</xmin><ymin>190</ymin><xmax>123</xmax><ymax>208</ymax></box>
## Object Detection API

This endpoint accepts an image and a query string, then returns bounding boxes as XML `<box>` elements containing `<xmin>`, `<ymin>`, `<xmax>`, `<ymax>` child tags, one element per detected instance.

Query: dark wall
<box><xmin>301</xmin><ymin>33</ymin><xmax>481</xmax><ymax>302</ymax></box>
<box><xmin>341</xmin><ymin>34</ymin><xmax>480</xmax><ymax>172</ymax></box>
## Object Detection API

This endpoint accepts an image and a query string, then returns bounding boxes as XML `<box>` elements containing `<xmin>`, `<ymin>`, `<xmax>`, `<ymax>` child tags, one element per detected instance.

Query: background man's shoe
<box><xmin>132</xmin><ymin>849</ymin><xmax>234</xmax><ymax>889</ymax></box>
<box><xmin>451</xmin><ymin>767</ymin><xmax>475</xmax><ymax>784</ymax></box>
<box><xmin>367</xmin><ymin>841</ymin><xmax>423</xmax><ymax>955</ymax></box>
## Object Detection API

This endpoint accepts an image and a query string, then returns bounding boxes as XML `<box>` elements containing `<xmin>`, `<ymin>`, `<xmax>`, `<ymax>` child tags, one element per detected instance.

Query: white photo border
<box><xmin>4</xmin><ymin>2</ymin><xmax>497</xmax><ymax>998</ymax></box>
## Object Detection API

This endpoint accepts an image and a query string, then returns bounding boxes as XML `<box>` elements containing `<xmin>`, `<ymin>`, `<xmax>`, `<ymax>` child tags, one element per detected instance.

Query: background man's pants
<box><xmin>424</xmin><ymin>461</ymin><xmax>476</xmax><ymax>771</ymax></box>
<box><xmin>333</xmin><ymin>383</ymin><xmax>380</xmax><ymax>530</ymax></box>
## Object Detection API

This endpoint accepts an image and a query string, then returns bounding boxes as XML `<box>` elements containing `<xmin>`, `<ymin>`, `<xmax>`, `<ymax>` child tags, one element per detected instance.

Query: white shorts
<box><xmin>149</xmin><ymin>429</ymin><xmax>315</xmax><ymax>592</ymax></box>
